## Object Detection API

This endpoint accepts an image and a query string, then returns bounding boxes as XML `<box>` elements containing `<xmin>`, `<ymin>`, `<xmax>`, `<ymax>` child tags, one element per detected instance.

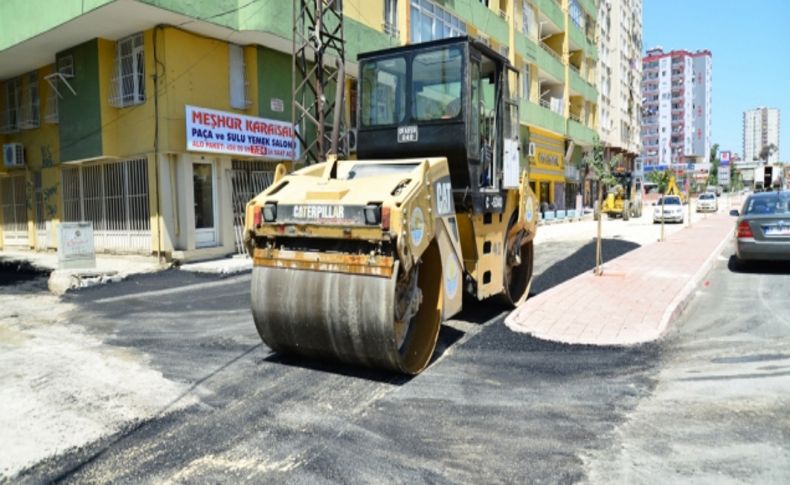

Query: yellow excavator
<box><xmin>244</xmin><ymin>38</ymin><xmax>538</xmax><ymax>374</ymax></box>
<box><xmin>664</xmin><ymin>174</ymin><xmax>686</xmax><ymax>203</ymax></box>
<box><xmin>601</xmin><ymin>171</ymin><xmax>643</xmax><ymax>220</ymax></box>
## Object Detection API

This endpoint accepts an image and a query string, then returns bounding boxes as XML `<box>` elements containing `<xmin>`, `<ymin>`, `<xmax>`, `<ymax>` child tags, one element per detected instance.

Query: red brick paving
<box><xmin>505</xmin><ymin>214</ymin><xmax>735</xmax><ymax>345</ymax></box>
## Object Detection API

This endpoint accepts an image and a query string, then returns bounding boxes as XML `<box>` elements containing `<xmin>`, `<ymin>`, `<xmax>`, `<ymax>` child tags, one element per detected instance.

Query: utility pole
<box><xmin>292</xmin><ymin>0</ymin><xmax>346</xmax><ymax>165</ymax></box>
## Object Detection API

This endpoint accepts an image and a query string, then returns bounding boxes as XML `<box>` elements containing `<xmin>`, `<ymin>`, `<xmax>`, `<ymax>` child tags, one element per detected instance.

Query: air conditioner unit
<box><xmin>528</xmin><ymin>142</ymin><xmax>536</xmax><ymax>157</ymax></box>
<box><xmin>3</xmin><ymin>143</ymin><xmax>25</xmax><ymax>168</ymax></box>
<box><xmin>347</xmin><ymin>128</ymin><xmax>358</xmax><ymax>153</ymax></box>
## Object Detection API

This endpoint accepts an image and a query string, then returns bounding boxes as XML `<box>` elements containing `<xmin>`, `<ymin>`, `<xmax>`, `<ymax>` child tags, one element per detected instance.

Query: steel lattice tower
<box><xmin>292</xmin><ymin>0</ymin><xmax>346</xmax><ymax>165</ymax></box>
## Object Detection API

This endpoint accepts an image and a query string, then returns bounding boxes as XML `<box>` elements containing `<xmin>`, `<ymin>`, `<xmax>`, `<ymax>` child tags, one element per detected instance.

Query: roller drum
<box><xmin>251</xmin><ymin>258</ymin><xmax>442</xmax><ymax>374</ymax></box>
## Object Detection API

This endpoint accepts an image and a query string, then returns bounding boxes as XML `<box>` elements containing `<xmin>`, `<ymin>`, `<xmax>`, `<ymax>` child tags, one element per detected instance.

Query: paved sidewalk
<box><xmin>506</xmin><ymin>214</ymin><xmax>735</xmax><ymax>345</ymax></box>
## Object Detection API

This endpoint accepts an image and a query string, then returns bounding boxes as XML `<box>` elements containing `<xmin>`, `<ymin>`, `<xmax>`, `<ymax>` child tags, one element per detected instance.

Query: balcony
<box><xmin>568</xmin><ymin>21</ymin><xmax>587</xmax><ymax>53</ymax></box>
<box><xmin>522</xmin><ymin>99</ymin><xmax>566</xmax><ymax>136</ymax></box>
<box><xmin>515</xmin><ymin>30</ymin><xmax>539</xmax><ymax>63</ymax></box>
<box><xmin>538</xmin><ymin>43</ymin><xmax>565</xmax><ymax>81</ymax></box>
<box><xmin>568</xmin><ymin>119</ymin><xmax>597</xmax><ymax>146</ymax></box>
<box><xmin>450</xmin><ymin>0</ymin><xmax>509</xmax><ymax>45</ymax></box>
<box><xmin>536</xmin><ymin>0</ymin><xmax>564</xmax><ymax>31</ymax></box>
<box><xmin>579</xmin><ymin>0</ymin><xmax>597</xmax><ymax>17</ymax></box>
<box><xmin>569</xmin><ymin>68</ymin><xmax>598</xmax><ymax>103</ymax></box>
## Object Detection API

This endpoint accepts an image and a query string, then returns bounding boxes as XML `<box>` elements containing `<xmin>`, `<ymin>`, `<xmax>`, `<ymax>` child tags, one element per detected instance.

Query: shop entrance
<box><xmin>193</xmin><ymin>160</ymin><xmax>218</xmax><ymax>248</ymax></box>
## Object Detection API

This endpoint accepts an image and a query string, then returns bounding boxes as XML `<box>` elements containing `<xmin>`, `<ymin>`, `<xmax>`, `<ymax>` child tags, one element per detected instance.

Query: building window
<box><xmin>19</xmin><ymin>71</ymin><xmax>40</xmax><ymax>129</ymax></box>
<box><xmin>522</xmin><ymin>66</ymin><xmax>530</xmax><ymax>100</ymax></box>
<box><xmin>410</xmin><ymin>0</ymin><xmax>466</xmax><ymax>44</ymax></box>
<box><xmin>522</xmin><ymin>1</ymin><xmax>536</xmax><ymax>39</ymax></box>
<box><xmin>1</xmin><ymin>78</ymin><xmax>21</xmax><ymax>133</ymax></box>
<box><xmin>110</xmin><ymin>33</ymin><xmax>145</xmax><ymax>108</ymax></box>
<box><xmin>228</xmin><ymin>44</ymin><xmax>250</xmax><ymax>109</ymax></box>
<box><xmin>384</xmin><ymin>0</ymin><xmax>398</xmax><ymax>37</ymax></box>
<box><xmin>569</xmin><ymin>0</ymin><xmax>585</xmax><ymax>29</ymax></box>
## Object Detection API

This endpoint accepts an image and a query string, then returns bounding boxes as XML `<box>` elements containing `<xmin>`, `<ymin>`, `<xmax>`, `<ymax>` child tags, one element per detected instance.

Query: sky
<box><xmin>643</xmin><ymin>0</ymin><xmax>790</xmax><ymax>161</ymax></box>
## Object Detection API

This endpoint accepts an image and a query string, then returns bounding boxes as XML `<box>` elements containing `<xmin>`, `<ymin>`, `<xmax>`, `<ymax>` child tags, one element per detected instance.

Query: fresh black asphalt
<box><xmin>9</xmin><ymin>239</ymin><xmax>675</xmax><ymax>483</ymax></box>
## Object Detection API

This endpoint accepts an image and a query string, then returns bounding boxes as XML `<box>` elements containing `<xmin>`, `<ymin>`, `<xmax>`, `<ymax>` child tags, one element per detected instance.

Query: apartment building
<box><xmin>640</xmin><ymin>47</ymin><xmax>711</xmax><ymax>170</ymax></box>
<box><xmin>0</xmin><ymin>0</ymin><xmax>598</xmax><ymax>259</ymax></box>
<box><xmin>596</xmin><ymin>0</ymin><xmax>642</xmax><ymax>165</ymax></box>
<box><xmin>743</xmin><ymin>107</ymin><xmax>780</xmax><ymax>164</ymax></box>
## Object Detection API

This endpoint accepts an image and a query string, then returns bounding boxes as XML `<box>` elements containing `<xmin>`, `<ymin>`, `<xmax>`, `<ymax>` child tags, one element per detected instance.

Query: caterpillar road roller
<box><xmin>244</xmin><ymin>37</ymin><xmax>538</xmax><ymax>374</ymax></box>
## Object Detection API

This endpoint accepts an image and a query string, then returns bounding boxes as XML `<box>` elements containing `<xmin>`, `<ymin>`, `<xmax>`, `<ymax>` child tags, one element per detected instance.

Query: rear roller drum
<box><xmin>251</xmin><ymin>241</ymin><xmax>444</xmax><ymax>374</ymax></box>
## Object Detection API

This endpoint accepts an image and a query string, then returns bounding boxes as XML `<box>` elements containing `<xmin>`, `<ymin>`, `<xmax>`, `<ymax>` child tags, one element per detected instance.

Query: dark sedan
<box><xmin>730</xmin><ymin>191</ymin><xmax>790</xmax><ymax>262</ymax></box>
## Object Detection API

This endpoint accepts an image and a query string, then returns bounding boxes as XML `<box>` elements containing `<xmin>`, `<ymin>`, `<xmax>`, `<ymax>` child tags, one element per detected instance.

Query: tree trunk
<box><xmin>595</xmin><ymin>183</ymin><xmax>603</xmax><ymax>276</ymax></box>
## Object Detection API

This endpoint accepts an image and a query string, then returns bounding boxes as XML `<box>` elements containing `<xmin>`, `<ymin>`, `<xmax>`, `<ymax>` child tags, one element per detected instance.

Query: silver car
<box><xmin>696</xmin><ymin>192</ymin><xmax>718</xmax><ymax>212</ymax></box>
<box><xmin>653</xmin><ymin>195</ymin><xmax>684</xmax><ymax>223</ymax></box>
<box><xmin>730</xmin><ymin>191</ymin><xmax>790</xmax><ymax>262</ymax></box>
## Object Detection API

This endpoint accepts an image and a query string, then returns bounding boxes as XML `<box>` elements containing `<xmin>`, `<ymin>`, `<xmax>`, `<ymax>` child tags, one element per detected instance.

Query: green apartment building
<box><xmin>0</xmin><ymin>0</ymin><xmax>597</xmax><ymax>259</ymax></box>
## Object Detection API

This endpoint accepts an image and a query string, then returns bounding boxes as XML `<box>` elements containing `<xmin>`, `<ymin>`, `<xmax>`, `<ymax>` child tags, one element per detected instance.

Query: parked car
<box><xmin>696</xmin><ymin>192</ymin><xmax>718</xmax><ymax>212</ymax></box>
<box><xmin>730</xmin><ymin>191</ymin><xmax>790</xmax><ymax>263</ymax></box>
<box><xmin>653</xmin><ymin>195</ymin><xmax>684</xmax><ymax>223</ymax></box>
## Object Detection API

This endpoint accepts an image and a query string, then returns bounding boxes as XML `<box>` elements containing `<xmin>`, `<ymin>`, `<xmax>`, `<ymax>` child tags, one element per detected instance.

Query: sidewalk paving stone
<box><xmin>506</xmin><ymin>214</ymin><xmax>735</xmax><ymax>346</ymax></box>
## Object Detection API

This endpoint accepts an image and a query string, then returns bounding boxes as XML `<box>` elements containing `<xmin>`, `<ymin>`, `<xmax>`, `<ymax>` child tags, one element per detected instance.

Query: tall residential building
<box><xmin>0</xmin><ymin>0</ymin><xmax>599</xmax><ymax>258</ymax></box>
<box><xmin>640</xmin><ymin>47</ymin><xmax>712</xmax><ymax>169</ymax></box>
<box><xmin>743</xmin><ymin>107</ymin><xmax>780</xmax><ymax>164</ymax></box>
<box><xmin>597</xmin><ymin>0</ymin><xmax>643</xmax><ymax>164</ymax></box>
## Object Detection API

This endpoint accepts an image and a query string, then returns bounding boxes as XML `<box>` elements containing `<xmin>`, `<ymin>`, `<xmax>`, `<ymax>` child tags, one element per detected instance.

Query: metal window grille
<box><xmin>61</xmin><ymin>158</ymin><xmax>151</xmax><ymax>252</ymax></box>
<box><xmin>109</xmin><ymin>33</ymin><xmax>145</xmax><ymax>108</ymax></box>
<box><xmin>19</xmin><ymin>71</ymin><xmax>40</xmax><ymax>129</ymax></box>
<box><xmin>44</xmin><ymin>77</ymin><xmax>59</xmax><ymax>124</ymax></box>
<box><xmin>383</xmin><ymin>0</ymin><xmax>399</xmax><ymax>37</ymax></box>
<box><xmin>229</xmin><ymin>44</ymin><xmax>251</xmax><ymax>109</ymax></box>
<box><xmin>1</xmin><ymin>78</ymin><xmax>21</xmax><ymax>134</ymax></box>
<box><xmin>229</xmin><ymin>159</ymin><xmax>277</xmax><ymax>254</ymax></box>
<box><xmin>33</xmin><ymin>172</ymin><xmax>49</xmax><ymax>249</ymax></box>
<box><xmin>0</xmin><ymin>174</ymin><xmax>29</xmax><ymax>244</ymax></box>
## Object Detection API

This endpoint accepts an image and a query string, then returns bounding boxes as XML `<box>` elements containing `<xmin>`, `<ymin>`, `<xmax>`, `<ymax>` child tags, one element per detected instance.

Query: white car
<box><xmin>653</xmin><ymin>195</ymin><xmax>684</xmax><ymax>223</ymax></box>
<box><xmin>696</xmin><ymin>192</ymin><xmax>718</xmax><ymax>212</ymax></box>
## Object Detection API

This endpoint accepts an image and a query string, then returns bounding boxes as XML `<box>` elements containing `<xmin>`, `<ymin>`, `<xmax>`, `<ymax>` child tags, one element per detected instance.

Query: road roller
<box><xmin>244</xmin><ymin>37</ymin><xmax>538</xmax><ymax>374</ymax></box>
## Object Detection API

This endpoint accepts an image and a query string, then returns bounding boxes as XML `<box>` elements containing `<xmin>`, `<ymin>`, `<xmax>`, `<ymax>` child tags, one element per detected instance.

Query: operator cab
<box><xmin>356</xmin><ymin>36</ymin><xmax>521</xmax><ymax>213</ymax></box>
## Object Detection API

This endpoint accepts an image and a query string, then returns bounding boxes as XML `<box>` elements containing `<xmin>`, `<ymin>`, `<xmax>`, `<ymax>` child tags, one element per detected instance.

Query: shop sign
<box><xmin>58</xmin><ymin>222</ymin><xmax>96</xmax><ymax>269</ymax></box>
<box><xmin>270</xmin><ymin>98</ymin><xmax>285</xmax><ymax>113</ymax></box>
<box><xmin>186</xmin><ymin>105</ymin><xmax>299</xmax><ymax>160</ymax></box>
<box><xmin>538</xmin><ymin>151</ymin><xmax>561</xmax><ymax>167</ymax></box>
<box><xmin>719</xmin><ymin>166</ymin><xmax>731</xmax><ymax>185</ymax></box>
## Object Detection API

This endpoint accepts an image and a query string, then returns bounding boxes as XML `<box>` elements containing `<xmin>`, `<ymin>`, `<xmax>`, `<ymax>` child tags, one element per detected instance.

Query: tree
<box><xmin>708</xmin><ymin>143</ymin><xmax>720</xmax><ymax>186</ymax></box>
<box><xmin>577</xmin><ymin>139</ymin><xmax>619</xmax><ymax>276</ymax></box>
<box><xmin>647</xmin><ymin>169</ymin><xmax>672</xmax><ymax>194</ymax></box>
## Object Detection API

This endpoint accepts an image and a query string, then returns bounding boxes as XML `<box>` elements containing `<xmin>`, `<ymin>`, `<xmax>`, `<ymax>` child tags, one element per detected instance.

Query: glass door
<box><xmin>193</xmin><ymin>161</ymin><xmax>217</xmax><ymax>248</ymax></box>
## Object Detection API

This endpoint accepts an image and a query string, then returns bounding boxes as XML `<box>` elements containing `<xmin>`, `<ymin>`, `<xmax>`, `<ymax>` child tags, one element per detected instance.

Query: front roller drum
<box><xmin>251</xmin><ymin>245</ymin><xmax>444</xmax><ymax>374</ymax></box>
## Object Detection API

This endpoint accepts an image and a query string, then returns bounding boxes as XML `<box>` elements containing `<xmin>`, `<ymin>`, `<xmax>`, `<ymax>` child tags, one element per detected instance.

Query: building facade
<box><xmin>640</xmin><ymin>47</ymin><xmax>711</xmax><ymax>170</ymax></box>
<box><xmin>596</xmin><ymin>0</ymin><xmax>642</xmax><ymax>163</ymax></box>
<box><xmin>0</xmin><ymin>0</ymin><xmax>598</xmax><ymax>260</ymax></box>
<box><xmin>743</xmin><ymin>107</ymin><xmax>780</xmax><ymax>164</ymax></box>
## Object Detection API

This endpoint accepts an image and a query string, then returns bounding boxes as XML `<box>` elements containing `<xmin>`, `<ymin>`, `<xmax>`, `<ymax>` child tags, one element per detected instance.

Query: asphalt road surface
<box><xmin>12</xmin><ymin>237</ymin><xmax>790</xmax><ymax>483</ymax></box>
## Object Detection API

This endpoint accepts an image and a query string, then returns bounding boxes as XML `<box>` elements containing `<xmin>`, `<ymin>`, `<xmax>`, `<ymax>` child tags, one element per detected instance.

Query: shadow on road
<box><xmin>0</xmin><ymin>258</ymin><xmax>51</xmax><ymax>293</ymax></box>
<box><xmin>531</xmin><ymin>238</ymin><xmax>640</xmax><ymax>295</ymax></box>
<box><xmin>727</xmin><ymin>255</ymin><xmax>790</xmax><ymax>275</ymax></box>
